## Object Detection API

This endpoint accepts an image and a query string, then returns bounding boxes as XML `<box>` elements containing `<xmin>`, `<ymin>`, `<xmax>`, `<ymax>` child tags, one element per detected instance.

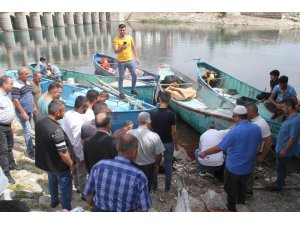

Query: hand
<box><xmin>21</xmin><ymin>112</ymin><xmax>29</xmax><ymax>121</ymax></box>
<box><xmin>175</xmin><ymin>144</ymin><xmax>179</xmax><ymax>151</ymax></box>
<box><xmin>34</xmin><ymin>106</ymin><xmax>38</xmax><ymax>116</ymax></box>
<box><xmin>279</xmin><ymin>150</ymin><xmax>286</xmax><ymax>158</ymax></box>
<box><xmin>155</xmin><ymin>163</ymin><xmax>160</xmax><ymax>173</ymax></box>
<box><xmin>199</xmin><ymin>151</ymin><xmax>206</xmax><ymax>159</ymax></box>
<box><xmin>70</xmin><ymin>164</ymin><xmax>77</xmax><ymax>175</ymax></box>
<box><xmin>135</xmin><ymin>58</ymin><xmax>140</xmax><ymax>65</ymax></box>
<box><xmin>122</xmin><ymin>44</ymin><xmax>127</xmax><ymax>49</ymax></box>
<box><xmin>256</xmin><ymin>154</ymin><xmax>265</xmax><ymax>163</ymax></box>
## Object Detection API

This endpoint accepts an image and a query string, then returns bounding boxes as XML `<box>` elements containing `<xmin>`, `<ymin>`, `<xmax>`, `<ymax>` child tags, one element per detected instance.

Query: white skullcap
<box><xmin>233</xmin><ymin>105</ymin><xmax>247</xmax><ymax>115</ymax></box>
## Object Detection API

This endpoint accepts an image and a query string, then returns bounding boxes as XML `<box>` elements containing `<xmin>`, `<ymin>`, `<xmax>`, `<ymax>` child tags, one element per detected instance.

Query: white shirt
<box><xmin>251</xmin><ymin>115</ymin><xmax>271</xmax><ymax>152</ymax></box>
<box><xmin>127</xmin><ymin>126</ymin><xmax>165</xmax><ymax>165</ymax></box>
<box><xmin>63</xmin><ymin>110</ymin><xmax>85</xmax><ymax>161</ymax></box>
<box><xmin>198</xmin><ymin>129</ymin><xmax>230</xmax><ymax>167</ymax></box>
<box><xmin>0</xmin><ymin>89</ymin><xmax>15</xmax><ymax>124</ymax></box>
<box><xmin>83</xmin><ymin>108</ymin><xmax>95</xmax><ymax>122</ymax></box>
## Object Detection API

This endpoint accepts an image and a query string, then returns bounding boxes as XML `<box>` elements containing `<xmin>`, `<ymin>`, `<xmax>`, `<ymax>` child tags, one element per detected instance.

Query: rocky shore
<box><xmin>128</xmin><ymin>12</ymin><xmax>300</xmax><ymax>28</ymax></box>
<box><xmin>3</xmin><ymin>117</ymin><xmax>300</xmax><ymax>212</ymax></box>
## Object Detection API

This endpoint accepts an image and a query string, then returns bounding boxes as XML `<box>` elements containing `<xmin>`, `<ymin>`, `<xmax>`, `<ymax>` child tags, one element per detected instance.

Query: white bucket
<box><xmin>67</xmin><ymin>78</ymin><xmax>75</xmax><ymax>84</ymax></box>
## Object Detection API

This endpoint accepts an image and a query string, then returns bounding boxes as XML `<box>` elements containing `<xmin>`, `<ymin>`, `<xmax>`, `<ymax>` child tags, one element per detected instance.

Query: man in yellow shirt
<box><xmin>113</xmin><ymin>24</ymin><xmax>140</xmax><ymax>99</ymax></box>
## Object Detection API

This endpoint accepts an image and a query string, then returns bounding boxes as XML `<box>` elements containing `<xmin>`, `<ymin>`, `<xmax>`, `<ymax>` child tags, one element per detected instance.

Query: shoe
<box><xmin>8</xmin><ymin>163</ymin><xmax>19</xmax><ymax>170</ymax></box>
<box><xmin>119</xmin><ymin>92</ymin><xmax>126</xmax><ymax>100</ymax></box>
<box><xmin>7</xmin><ymin>175</ymin><xmax>16</xmax><ymax>184</ymax></box>
<box><xmin>199</xmin><ymin>171</ymin><xmax>214</xmax><ymax>178</ymax></box>
<box><xmin>76</xmin><ymin>189</ymin><xmax>80</xmax><ymax>194</ymax></box>
<box><xmin>50</xmin><ymin>200</ymin><xmax>59</xmax><ymax>208</ymax></box>
<box><xmin>265</xmin><ymin>184</ymin><xmax>281</xmax><ymax>192</ymax></box>
<box><xmin>246</xmin><ymin>190</ymin><xmax>253</xmax><ymax>195</ymax></box>
<box><xmin>131</xmin><ymin>89</ymin><xmax>139</xmax><ymax>96</ymax></box>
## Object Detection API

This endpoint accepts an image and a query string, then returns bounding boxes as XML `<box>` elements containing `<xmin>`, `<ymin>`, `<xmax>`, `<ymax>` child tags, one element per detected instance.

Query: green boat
<box><xmin>196</xmin><ymin>59</ymin><xmax>300</xmax><ymax>157</ymax></box>
<box><xmin>158</xmin><ymin>65</ymin><xmax>235</xmax><ymax>134</ymax></box>
<box><xmin>29</xmin><ymin>63</ymin><xmax>159</xmax><ymax>105</ymax></box>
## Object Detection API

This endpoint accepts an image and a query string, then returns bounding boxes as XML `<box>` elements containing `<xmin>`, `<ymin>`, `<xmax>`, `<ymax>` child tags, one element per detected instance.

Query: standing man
<box><xmin>83</xmin><ymin>112</ymin><xmax>117</xmax><ymax>174</ymax></box>
<box><xmin>113</xmin><ymin>23</ymin><xmax>139</xmax><ymax>99</ymax></box>
<box><xmin>30</xmin><ymin>72</ymin><xmax>42</xmax><ymax>122</ymax></box>
<box><xmin>37</xmin><ymin>81</ymin><xmax>62</xmax><ymax>117</ymax></box>
<box><xmin>246</xmin><ymin>103</ymin><xmax>272</xmax><ymax>195</ymax></box>
<box><xmin>199</xmin><ymin>105</ymin><xmax>262</xmax><ymax>212</ymax></box>
<box><xmin>63</xmin><ymin>96</ymin><xmax>88</xmax><ymax>200</ymax></box>
<box><xmin>35</xmin><ymin>100</ymin><xmax>76</xmax><ymax>210</ymax></box>
<box><xmin>266</xmin><ymin>98</ymin><xmax>300</xmax><ymax>191</ymax></box>
<box><xmin>11</xmin><ymin>67</ymin><xmax>37</xmax><ymax>159</ymax></box>
<box><xmin>127</xmin><ymin>112</ymin><xmax>165</xmax><ymax>191</ymax></box>
<box><xmin>0</xmin><ymin>76</ymin><xmax>17</xmax><ymax>184</ymax></box>
<box><xmin>83</xmin><ymin>89</ymin><xmax>99</xmax><ymax>122</ymax></box>
<box><xmin>149</xmin><ymin>91</ymin><xmax>179</xmax><ymax>192</ymax></box>
<box><xmin>84</xmin><ymin>134</ymin><xmax>152</xmax><ymax>212</ymax></box>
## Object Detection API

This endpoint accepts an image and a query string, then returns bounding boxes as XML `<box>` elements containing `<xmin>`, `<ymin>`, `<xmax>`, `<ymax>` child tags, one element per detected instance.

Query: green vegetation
<box><xmin>217</xmin><ymin>12</ymin><xmax>227</xmax><ymax>18</ymax></box>
<box><xmin>140</xmin><ymin>19</ymin><xmax>190</xmax><ymax>24</ymax></box>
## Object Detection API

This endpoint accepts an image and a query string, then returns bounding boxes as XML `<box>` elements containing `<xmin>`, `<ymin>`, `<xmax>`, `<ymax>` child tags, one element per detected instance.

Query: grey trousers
<box><xmin>75</xmin><ymin>157</ymin><xmax>87</xmax><ymax>197</ymax></box>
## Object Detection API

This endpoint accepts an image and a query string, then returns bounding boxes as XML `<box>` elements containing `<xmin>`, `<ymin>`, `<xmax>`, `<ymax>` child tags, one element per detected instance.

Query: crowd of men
<box><xmin>1</xmin><ymin>64</ymin><xmax>300</xmax><ymax>212</ymax></box>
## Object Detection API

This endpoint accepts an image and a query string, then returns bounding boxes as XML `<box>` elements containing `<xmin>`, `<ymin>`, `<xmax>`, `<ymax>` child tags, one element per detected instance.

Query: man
<box><xmin>30</xmin><ymin>72</ymin><xmax>42</xmax><ymax>122</ymax></box>
<box><xmin>35</xmin><ymin>57</ymin><xmax>47</xmax><ymax>76</ymax></box>
<box><xmin>11</xmin><ymin>67</ymin><xmax>37</xmax><ymax>159</ymax></box>
<box><xmin>37</xmin><ymin>81</ymin><xmax>62</xmax><ymax>117</ymax></box>
<box><xmin>83</xmin><ymin>112</ymin><xmax>117</xmax><ymax>173</ymax></box>
<box><xmin>264</xmin><ymin>75</ymin><xmax>297</xmax><ymax>119</ymax></box>
<box><xmin>127</xmin><ymin>112</ymin><xmax>165</xmax><ymax>191</ymax></box>
<box><xmin>0</xmin><ymin>76</ymin><xmax>17</xmax><ymax>184</ymax></box>
<box><xmin>246</xmin><ymin>103</ymin><xmax>272</xmax><ymax>195</ymax></box>
<box><xmin>256</xmin><ymin>69</ymin><xmax>280</xmax><ymax>101</ymax></box>
<box><xmin>194</xmin><ymin>126</ymin><xmax>229</xmax><ymax>178</ymax></box>
<box><xmin>84</xmin><ymin>134</ymin><xmax>152</xmax><ymax>212</ymax></box>
<box><xmin>266</xmin><ymin>98</ymin><xmax>300</xmax><ymax>191</ymax></box>
<box><xmin>81</xmin><ymin>102</ymin><xmax>108</xmax><ymax>141</ymax></box>
<box><xmin>63</xmin><ymin>96</ymin><xmax>88</xmax><ymax>200</ymax></box>
<box><xmin>149</xmin><ymin>91</ymin><xmax>179</xmax><ymax>192</ymax></box>
<box><xmin>35</xmin><ymin>100</ymin><xmax>76</xmax><ymax>210</ymax></box>
<box><xmin>113</xmin><ymin>23</ymin><xmax>139</xmax><ymax>99</ymax></box>
<box><xmin>112</xmin><ymin>120</ymin><xmax>133</xmax><ymax>137</ymax></box>
<box><xmin>83</xmin><ymin>89</ymin><xmax>99</xmax><ymax>122</ymax></box>
<box><xmin>47</xmin><ymin>63</ymin><xmax>62</xmax><ymax>81</ymax></box>
<box><xmin>199</xmin><ymin>105</ymin><xmax>262</xmax><ymax>212</ymax></box>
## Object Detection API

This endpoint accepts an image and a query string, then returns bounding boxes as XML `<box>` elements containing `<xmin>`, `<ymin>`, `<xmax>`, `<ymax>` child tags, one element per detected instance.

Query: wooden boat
<box><xmin>6</xmin><ymin>70</ymin><xmax>156</xmax><ymax>132</ymax></box>
<box><xmin>92</xmin><ymin>52</ymin><xmax>160</xmax><ymax>83</ymax></box>
<box><xmin>158</xmin><ymin>65</ymin><xmax>235</xmax><ymax>134</ymax></box>
<box><xmin>29</xmin><ymin>62</ymin><xmax>159</xmax><ymax>105</ymax></box>
<box><xmin>196</xmin><ymin>59</ymin><xmax>300</xmax><ymax>157</ymax></box>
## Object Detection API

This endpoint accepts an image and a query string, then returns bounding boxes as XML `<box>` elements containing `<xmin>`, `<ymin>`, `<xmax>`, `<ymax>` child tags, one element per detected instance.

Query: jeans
<box><xmin>153</xmin><ymin>142</ymin><xmax>174</xmax><ymax>191</ymax></box>
<box><xmin>47</xmin><ymin>170</ymin><xmax>73</xmax><ymax>210</ymax></box>
<box><xmin>75</xmin><ymin>157</ymin><xmax>87</xmax><ymax>197</ymax></box>
<box><xmin>118</xmin><ymin>60</ymin><xmax>137</xmax><ymax>93</ymax></box>
<box><xmin>224</xmin><ymin>168</ymin><xmax>251</xmax><ymax>211</ymax></box>
<box><xmin>15</xmin><ymin>110</ymin><xmax>34</xmax><ymax>157</ymax></box>
<box><xmin>273</xmin><ymin>154</ymin><xmax>287</xmax><ymax>189</ymax></box>
<box><xmin>0</xmin><ymin>125</ymin><xmax>15</xmax><ymax>176</ymax></box>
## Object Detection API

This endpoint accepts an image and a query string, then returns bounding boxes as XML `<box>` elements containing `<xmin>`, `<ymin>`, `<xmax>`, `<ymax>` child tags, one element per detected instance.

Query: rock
<box><xmin>39</xmin><ymin>195</ymin><xmax>51</xmax><ymax>208</ymax></box>
<box><xmin>201</xmin><ymin>189</ymin><xmax>227</xmax><ymax>211</ymax></box>
<box><xmin>189</xmin><ymin>196</ymin><xmax>207</xmax><ymax>212</ymax></box>
<box><xmin>236</xmin><ymin>204</ymin><xmax>250</xmax><ymax>212</ymax></box>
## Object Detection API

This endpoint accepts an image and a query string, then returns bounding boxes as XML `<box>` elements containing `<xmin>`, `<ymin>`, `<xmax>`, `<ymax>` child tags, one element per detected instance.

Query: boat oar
<box><xmin>89</xmin><ymin>79</ymin><xmax>146</xmax><ymax>110</ymax></box>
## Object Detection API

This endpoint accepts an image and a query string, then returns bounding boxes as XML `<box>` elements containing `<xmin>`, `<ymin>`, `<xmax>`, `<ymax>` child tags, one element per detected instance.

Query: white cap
<box><xmin>138</xmin><ymin>112</ymin><xmax>151</xmax><ymax>123</ymax></box>
<box><xmin>233</xmin><ymin>105</ymin><xmax>247</xmax><ymax>115</ymax></box>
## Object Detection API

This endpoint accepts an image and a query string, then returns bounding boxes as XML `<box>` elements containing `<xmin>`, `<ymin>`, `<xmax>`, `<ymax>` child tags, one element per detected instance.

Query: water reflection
<box><xmin>0</xmin><ymin>22</ymin><xmax>299</xmax><ymax>92</ymax></box>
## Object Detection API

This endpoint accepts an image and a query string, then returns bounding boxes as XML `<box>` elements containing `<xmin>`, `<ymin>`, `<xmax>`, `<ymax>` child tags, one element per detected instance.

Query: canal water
<box><xmin>1</xmin><ymin>21</ymin><xmax>300</xmax><ymax>153</ymax></box>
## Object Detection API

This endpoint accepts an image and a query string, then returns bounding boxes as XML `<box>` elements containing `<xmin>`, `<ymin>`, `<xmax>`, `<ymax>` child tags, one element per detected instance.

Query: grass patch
<box><xmin>11</xmin><ymin>184</ymin><xmax>43</xmax><ymax>199</ymax></box>
<box><xmin>140</xmin><ymin>19</ymin><xmax>189</xmax><ymax>24</ymax></box>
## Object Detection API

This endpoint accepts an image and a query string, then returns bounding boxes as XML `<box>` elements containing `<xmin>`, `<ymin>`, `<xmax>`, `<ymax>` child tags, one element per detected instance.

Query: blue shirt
<box><xmin>84</xmin><ymin>156</ymin><xmax>152</xmax><ymax>212</ymax></box>
<box><xmin>218</xmin><ymin>121</ymin><xmax>262</xmax><ymax>175</ymax></box>
<box><xmin>275</xmin><ymin>114</ymin><xmax>300</xmax><ymax>157</ymax></box>
<box><xmin>11</xmin><ymin>79</ymin><xmax>34</xmax><ymax>113</ymax></box>
<box><xmin>272</xmin><ymin>84</ymin><xmax>297</xmax><ymax>102</ymax></box>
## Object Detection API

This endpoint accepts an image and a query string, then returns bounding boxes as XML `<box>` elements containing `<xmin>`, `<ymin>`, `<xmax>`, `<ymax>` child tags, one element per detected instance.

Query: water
<box><xmin>1</xmin><ymin>21</ymin><xmax>300</xmax><ymax>152</ymax></box>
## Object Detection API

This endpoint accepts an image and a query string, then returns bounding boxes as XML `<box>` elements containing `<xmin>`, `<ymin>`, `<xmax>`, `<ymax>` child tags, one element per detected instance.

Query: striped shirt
<box><xmin>84</xmin><ymin>156</ymin><xmax>152</xmax><ymax>212</ymax></box>
<box><xmin>11</xmin><ymin>79</ymin><xmax>34</xmax><ymax>113</ymax></box>
<box><xmin>52</xmin><ymin>127</ymin><xmax>68</xmax><ymax>152</ymax></box>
